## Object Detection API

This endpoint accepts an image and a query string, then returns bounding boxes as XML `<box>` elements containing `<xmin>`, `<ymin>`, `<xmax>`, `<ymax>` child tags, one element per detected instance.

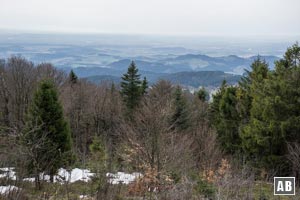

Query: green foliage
<box><xmin>236</xmin><ymin>73</ymin><xmax>251</xmax><ymax>124</ymax></box>
<box><xmin>278</xmin><ymin>42</ymin><xmax>300</xmax><ymax>68</ymax></box>
<box><xmin>237</xmin><ymin>58</ymin><xmax>269</xmax><ymax>122</ymax></box>
<box><xmin>89</xmin><ymin>136</ymin><xmax>107</xmax><ymax>164</ymax></box>
<box><xmin>211</xmin><ymin>43</ymin><xmax>300</xmax><ymax>173</ymax></box>
<box><xmin>68</xmin><ymin>69</ymin><xmax>78</xmax><ymax>84</ymax></box>
<box><xmin>170</xmin><ymin>171</ymin><xmax>181</xmax><ymax>184</ymax></box>
<box><xmin>195</xmin><ymin>176</ymin><xmax>215</xmax><ymax>198</ymax></box>
<box><xmin>120</xmin><ymin>61</ymin><xmax>145</xmax><ymax>117</ymax></box>
<box><xmin>23</xmin><ymin>80</ymin><xmax>72</xmax><ymax>183</ymax></box>
<box><xmin>170</xmin><ymin>86</ymin><xmax>190</xmax><ymax>130</ymax></box>
<box><xmin>240</xmin><ymin>50</ymin><xmax>300</xmax><ymax>171</ymax></box>
<box><xmin>210</xmin><ymin>81</ymin><xmax>241</xmax><ymax>153</ymax></box>
<box><xmin>88</xmin><ymin>136</ymin><xmax>109</xmax><ymax>197</ymax></box>
<box><xmin>238</xmin><ymin>58</ymin><xmax>270</xmax><ymax>161</ymax></box>
<box><xmin>196</xmin><ymin>87</ymin><xmax>209</xmax><ymax>102</ymax></box>
<box><xmin>140</xmin><ymin>76</ymin><xmax>148</xmax><ymax>95</ymax></box>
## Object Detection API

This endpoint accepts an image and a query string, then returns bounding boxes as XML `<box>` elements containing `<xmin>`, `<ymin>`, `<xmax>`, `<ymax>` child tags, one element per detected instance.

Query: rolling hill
<box><xmin>85</xmin><ymin>71</ymin><xmax>241</xmax><ymax>88</ymax></box>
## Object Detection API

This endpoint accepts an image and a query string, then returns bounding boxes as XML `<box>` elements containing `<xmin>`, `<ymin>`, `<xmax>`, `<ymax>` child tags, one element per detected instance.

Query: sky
<box><xmin>0</xmin><ymin>0</ymin><xmax>300</xmax><ymax>36</ymax></box>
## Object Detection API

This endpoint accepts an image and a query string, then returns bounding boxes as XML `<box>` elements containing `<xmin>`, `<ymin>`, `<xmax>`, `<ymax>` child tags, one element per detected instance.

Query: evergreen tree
<box><xmin>210</xmin><ymin>81</ymin><xmax>241</xmax><ymax>153</ymax></box>
<box><xmin>120</xmin><ymin>61</ymin><xmax>143</xmax><ymax>116</ymax></box>
<box><xmin>237</xmin><ymin>70</ymin><xmax>251</xmax><ymax>122</ymax></box>
<box><xmin>141</xmin><ymin>77</ymin><xmax>148</xmax><ymax>95</ymax></box>
<box><xmin>237</xmin><ymin>57</ymin><xmax>269</xmax><ymax>124</ymax></box>
<box><xmin>197</xmin><ymin>87</ymin><xmax>209</xmax><ymax>102</ymax></box>
<box><xmin>279</xmin><ymin>42</ymin><xmax>300</xmax><ymax>68</ymax></box>
<box><xmin>170</xmin><ymin>86</ymin><xmax>190</xmax><ymax>130</ymax></box>
<box><xmin>240</xmin><ymin>55</ymin><xmax>296</xmax><ymax>171</ymax></box>
<box><xmin>275</xmin><ymin>43</ymin><xmax>300</xmax><ymax>144</ymax></box>
<box><xmin>69</xmin><ymin>69</ymin><xmax>78</xmax><ymax>84</ymax></box>
<box><xmin>209</xmin><ymin>80</ymin><xmax>227</xmax><ymax>132</ymax></box>
<box><xmin>23</xmin><ymin>80</ymin><xmax>72</xmax><ymax>187</ymax></box>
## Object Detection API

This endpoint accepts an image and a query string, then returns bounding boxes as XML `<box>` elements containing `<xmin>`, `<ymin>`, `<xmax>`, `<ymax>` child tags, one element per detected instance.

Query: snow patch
<box><xmin>0</xmin><ymin>167</ymin><xmax>94</xmax><ymax>184</ymax></box>
<box><xmin>0</xmin><ymin>167</ymin><xmax>16</xmax><ymax>180</ymax></box>
<box><xmin>23</xmin><ymin>168</ymin><xmax>95</xmax><ymax>183</ymax></box>
<box><xmin>79</xmin><ymin>194</ymin><xmax>89</xmax><ymax>199</ymax></box>
<box><xmin>0</xmin><ymin>185</ymin><xmax>20</xmax><ymax>194</ymax></box>
<box><xmin>56</xmin><ymin>168</ymin><xmax>95</xmax><ymax>183</ymax></box>
<box><xmin>106</xmin><ymin>172</ymin><xmax>142</xmax><ymax>184</ymax></box>
<box><xmin>1</xmin><ymin>167</ymin><xmax>141</xmax><ymax>185</ymax></box>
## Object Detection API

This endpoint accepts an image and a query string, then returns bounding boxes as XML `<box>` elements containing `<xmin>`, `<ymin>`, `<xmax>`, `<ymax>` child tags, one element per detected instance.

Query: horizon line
<box><xmin>0</xmin><ymin>28</ymin><xmax>299</xmax><ymax>39</ymax></box>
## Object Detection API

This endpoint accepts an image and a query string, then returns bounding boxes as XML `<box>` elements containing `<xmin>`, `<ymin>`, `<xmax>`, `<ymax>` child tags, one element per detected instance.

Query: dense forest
<box><xmin>0</xmin><ymin>43</ymin><xmax>300</xmax><ymax>199</ymax></box>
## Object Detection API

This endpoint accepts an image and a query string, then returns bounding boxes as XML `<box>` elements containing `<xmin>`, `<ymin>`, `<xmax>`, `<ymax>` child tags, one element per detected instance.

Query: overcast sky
<box><xmin>0</xmin><ymin>0</ymin><xmax>299</xmax><ymax>36</ymax></box>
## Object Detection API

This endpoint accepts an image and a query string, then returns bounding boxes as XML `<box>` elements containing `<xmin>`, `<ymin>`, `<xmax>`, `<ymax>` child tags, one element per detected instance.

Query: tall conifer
<box><xmin>120</xmin><ymin>61</ymin><xmax>144</xmax><ymax>117</ymax></box>
<box><xmin>23</xmin><ymin>80</ymin><xmax>72</xmax><ymax>187</ymax></box>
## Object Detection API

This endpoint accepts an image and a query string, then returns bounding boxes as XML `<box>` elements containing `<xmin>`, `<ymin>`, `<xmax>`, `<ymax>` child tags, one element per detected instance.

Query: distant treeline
<box><xmin>85</xmin><ymin>70</ymin><xmax>241</xmax><ymax>87</ymax></box>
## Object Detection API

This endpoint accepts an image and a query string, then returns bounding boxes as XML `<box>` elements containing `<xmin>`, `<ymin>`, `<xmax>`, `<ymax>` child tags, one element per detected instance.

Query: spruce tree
<box><xmin>23</xmin><ymin>80</ymin><xmax>72</xmax><ymax>187</ymax></box>
<box><xmin>241</xmin><ymin>44</ymin><xmax>300</xmax><ymax>172</ymax></box>
<box><xmin>141</xmin><ymin>77</ymin><xmax>148</xmax><ymax>95</ymax></box>
<box><xmin>69</xmin><ymin>69</ymin><xmax>78</xmax><ymax>84</ymax></box>
<box><xmin>170</xmin><ymin>86</ymin><xmax>190</xmax><ymax>130</ymax></box>
<box><xmin>210</xmin><ymin>81</ymin><xmax>241</xmax><ymax>153</ymax></box>
<box><xmin>197</xmin><ymin>87</ymin><xmax>209</xmax><ymax>102</ymax></box>
<box><xmin>237</xmin><ymin>57</ymin><xmax>269</xmax><ymax>125</ymax></box>
<box><xmin>120</xmin><ymin>61</ymin><xmax>143</xmax><ymax>116</ymax></box>
<box><xmin>237</xmin><ymin>70</ymin><xmax>251</xmax><ymax>123</ymax></box>
<box><xmin>240</xmin><ymin>58</ymin><xmax>284</xmax><ymax>169</ymax></box>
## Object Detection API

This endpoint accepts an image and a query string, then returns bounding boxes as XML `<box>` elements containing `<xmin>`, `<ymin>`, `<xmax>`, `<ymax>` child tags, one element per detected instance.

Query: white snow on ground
<box><xmin>0</xmin><ymin>167</ymin><xmax>94</xmax><ymax>184</ymax></box>
<box><xmin>0</xmin><ymin>167</ymin><xmax>16</xmax><ymax>180</ymax></box>
<box><xmin>106</xmin><ymin>172</ymin><xmax>142</xmax><ymax>184</ymax></box>
<box><xmin>56</xmin><ymin>168</ymin><xmax>95</xmax><ymax>183</ymax></box>
<box><xmin>1</xmin><ymin>167</ymin><xmax>141</xmax><ymax>185</ymax></box>
<box><xmin>23</xmin><ymin>168</ymin><xmax>95</xmax><ymax>183</ymax></box>
<box><xmin>0</xmin><ymin>185</ymin><xmax>20</xmax><ymax>194</ymax></box>
<box><xmin>79</xmin><ymin>194</ymin><xmax>89</xmax><ymax>199</ymax></box>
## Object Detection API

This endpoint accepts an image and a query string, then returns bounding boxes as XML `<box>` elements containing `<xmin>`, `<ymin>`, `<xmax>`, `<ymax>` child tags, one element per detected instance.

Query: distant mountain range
<box><xmin>84</xmin><ymin>71</ymin><xmax>241</xmax><ymax>88</ymax></box>
<box><xmin>104</xmin><ymin>54</ymin><xmax>278</xmax><ymax>74</ymax></box>
<box><xmin>67</xmin><ymin>54</ymin><xmax>278</xmax><ymax>76</ymax></box>
<box><xmin>0</xmin><ymin>40</ymin><xmax>280</xmax><ymax>88</ymax></box>
<box><xmin>65</xmin><ymin>54</ymin><xmax>278</xmax><ymax>88</ymax></box>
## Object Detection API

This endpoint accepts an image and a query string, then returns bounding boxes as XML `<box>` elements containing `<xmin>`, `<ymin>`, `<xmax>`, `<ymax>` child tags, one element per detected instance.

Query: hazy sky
<box><xmin>0</xmin><ymin>0</ymin><xmax>299</xmax><ymax>36</ymax></box>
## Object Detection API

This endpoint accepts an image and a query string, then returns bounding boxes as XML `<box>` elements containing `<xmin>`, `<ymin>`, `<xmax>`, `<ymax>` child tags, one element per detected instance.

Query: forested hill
<box><xmin>85</xmin><ymin>71</ymin><xmax>241</xmax><ymax>87</ymax></box>
<box><xmin>157</xmin><ymin>71</ymin><xmax>241</xmax><ymax>87</ymax></box>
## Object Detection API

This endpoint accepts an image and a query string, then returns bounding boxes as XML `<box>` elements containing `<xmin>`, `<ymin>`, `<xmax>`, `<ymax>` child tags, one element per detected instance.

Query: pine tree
<box><xmin>170</xmin><ymin>86</ymin><xmax>190</xmax><ymax>130</ymax></box>
<box><xmin>120</xmin><ymin>61</ymin><xmax>143</xmax><ymax>116</ymax></box>
<box><xmin>23</xmin><ymin>80</ymin><xmax>72</xmax><ymax>188</ymax></box>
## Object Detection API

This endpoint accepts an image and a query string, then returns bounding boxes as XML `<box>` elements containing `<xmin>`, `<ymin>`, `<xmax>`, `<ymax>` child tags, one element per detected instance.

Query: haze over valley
<box><xmin>0</xmin><ymin>33</ymin><xmax>295</xmax><ymax>88</ymax></box>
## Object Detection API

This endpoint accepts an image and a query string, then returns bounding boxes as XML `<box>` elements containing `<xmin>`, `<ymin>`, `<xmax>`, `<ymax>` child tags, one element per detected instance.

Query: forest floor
<box><xmin>1</xmin><ymin>167</ymin><xmax>300</xmax><ymax>199</ymax></box>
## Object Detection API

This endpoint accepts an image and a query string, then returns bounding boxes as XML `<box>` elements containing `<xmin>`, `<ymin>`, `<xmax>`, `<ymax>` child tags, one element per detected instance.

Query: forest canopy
<box><xmin>0</xmin><ymin>43</ymin><xmax>300</xmax><ymax>199</ymax></box>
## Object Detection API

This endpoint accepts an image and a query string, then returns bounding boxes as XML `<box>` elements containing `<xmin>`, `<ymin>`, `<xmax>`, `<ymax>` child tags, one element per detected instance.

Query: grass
<box><xmin>2</xmin><ymin>175</ymin><xmax>300</xmax><ymax>199</ymax></box>
<box><xmin>253</xmin><ymin>181</ymin><xmax>300</xmax><ymax>200</ymax></box>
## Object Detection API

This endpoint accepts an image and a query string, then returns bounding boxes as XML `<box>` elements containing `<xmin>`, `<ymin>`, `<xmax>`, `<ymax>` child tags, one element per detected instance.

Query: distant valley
<box><xmin>0</xmin><ymin>34</ymin><xmax>284</xmax><ymax>88</ymax></box>
<box><xmin>84</xmin><ymin>71</ymin><xmax>241</xmax><ymax>88</ymax></box>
